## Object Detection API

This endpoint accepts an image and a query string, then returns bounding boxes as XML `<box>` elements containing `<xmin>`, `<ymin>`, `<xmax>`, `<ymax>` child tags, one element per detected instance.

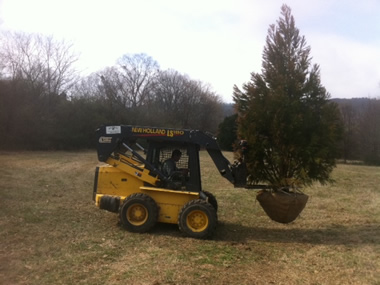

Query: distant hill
<box><xmin>331</xmin><ymin>98</ymin><xmax>374</xmax><ymax>113</ymax></box>
<box><xmin>224</xmin><ymin>98</ymin><xmax>378</xmax><ymax>119</ymax></box>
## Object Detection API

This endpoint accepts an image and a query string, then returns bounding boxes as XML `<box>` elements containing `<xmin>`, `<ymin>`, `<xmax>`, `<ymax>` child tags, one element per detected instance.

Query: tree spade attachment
<box><xmin>256</xmin><ymin>189</ymin><xmax>308</xmax><ymax>223</ymax></box>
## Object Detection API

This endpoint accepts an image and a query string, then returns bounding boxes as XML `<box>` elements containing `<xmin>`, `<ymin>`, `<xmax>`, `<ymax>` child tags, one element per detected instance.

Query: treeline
<box><xmin>335</xmin><ymin>98</ymin><xmax>380</xmax><ymax>165</ymax></box>
<box><xmin>0</xmin><ymin>32</ymin><xmax>224</xmax><ymax>150</ymax></box>
<box><xmin>1</xmin><ymin>31</ymin><xmax>379</xmax><ymax>165</ymax></box>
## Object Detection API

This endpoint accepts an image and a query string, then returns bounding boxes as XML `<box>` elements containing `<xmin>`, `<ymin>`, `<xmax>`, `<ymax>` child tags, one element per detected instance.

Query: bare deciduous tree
<box><xmin>115</xmin><ymin>53</ymin><xmax>159</xmax><ymax>108</ymax></box>
<box><xmin>154</xmin><ymin>69</ymin><xmax>187</xmax><ymax>113</ymax></box>
<box><xmin>72</xmin><ymin>72</ymin><xmax>104</xmax><ymax>99</ymax></box>
<box><xmin>154</xmin><ymin>69</ymin><xmax>222</xmax><ymax>130</ymax></box>
<box><xmin>0</xmin><ymin>31</ymin><xmax>79</xmax><ymax>95</ymax></box>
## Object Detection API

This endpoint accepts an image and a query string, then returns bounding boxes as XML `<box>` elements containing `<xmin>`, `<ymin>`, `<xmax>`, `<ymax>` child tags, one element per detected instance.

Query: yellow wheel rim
<box><xmin>127</xmin><ymin>203</ymin><xmax>148</xmax><ymax>226</ymax></box>
<box><xmin>186</xmin><ymin>210</ymin><xmax>209</xmax><ymax>232</ymax></box>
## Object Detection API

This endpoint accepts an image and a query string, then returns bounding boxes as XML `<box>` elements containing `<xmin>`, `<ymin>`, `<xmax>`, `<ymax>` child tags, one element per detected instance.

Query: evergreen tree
<box><xmin>217</xmin><ymin>114</ymin><xmax>237</xmax><ymax>151</ymax></box>
<box><xmin>234</xmin><ymin>5</ymin><xmax>342</xmax><ymax>188</ymax></box>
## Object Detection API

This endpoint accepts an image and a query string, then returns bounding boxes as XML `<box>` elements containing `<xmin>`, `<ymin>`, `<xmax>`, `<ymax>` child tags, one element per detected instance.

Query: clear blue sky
<box><xmin>1</xmin><ymin>0</ymin><xmax>379</xmax><ymax>103</ymax></box>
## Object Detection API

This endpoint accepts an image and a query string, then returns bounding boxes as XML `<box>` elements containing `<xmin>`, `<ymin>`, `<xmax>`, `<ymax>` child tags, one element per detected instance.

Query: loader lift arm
<box><xmin>96</xmin><ymin>125</ymin><xmax>247</xmax><ymax>187</ymax></box>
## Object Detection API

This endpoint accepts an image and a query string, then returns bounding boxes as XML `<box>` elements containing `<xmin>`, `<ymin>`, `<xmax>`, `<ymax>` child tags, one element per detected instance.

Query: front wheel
<box><xmin>202</xmin><ymin>190</ymin><xmax>218</xmax><ymax>212</ymax></box>
<box><xmin>119</xmin><ymin>193</ymin><xmax>158</xmax><ymax>233</ymax></box>
<box><xmin>178</xmin><ymin>199</ymin><xmax>217</xmax><ymax>239</ymax></box>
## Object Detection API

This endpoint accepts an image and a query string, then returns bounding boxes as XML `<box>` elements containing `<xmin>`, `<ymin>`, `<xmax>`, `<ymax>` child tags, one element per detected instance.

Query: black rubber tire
<box><xmin>178</xmin><ymin>199</ymin><xmax>217</xmax><ymax>239</ymax></box>
<box><xmin>202</xmin><ymin>190</ymin><xmax>218</xmax><ymax>212</ymax></box>
<box><xmin>99</xmin><ymin>196</ymin><xmax>120</xmax><ymax>213</ymax></box>
<box><xmin>119</xmin><ymin>193</ymin><xmax>158</xmax><ymax>233</ymax></box>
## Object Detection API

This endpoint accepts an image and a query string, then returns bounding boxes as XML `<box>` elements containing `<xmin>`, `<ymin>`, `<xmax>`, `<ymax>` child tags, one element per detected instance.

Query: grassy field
<box><xmin>0</xmin><ymin>151</ymin><xmax>379</xmax><ymax>285</ymax></box>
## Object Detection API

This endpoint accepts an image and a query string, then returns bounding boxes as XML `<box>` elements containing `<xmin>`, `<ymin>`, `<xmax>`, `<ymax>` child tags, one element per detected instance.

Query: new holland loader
<box><xmin>93</xmin><ymin>125</ymin><xmax>248</xmax><ymax>239</ymax></box>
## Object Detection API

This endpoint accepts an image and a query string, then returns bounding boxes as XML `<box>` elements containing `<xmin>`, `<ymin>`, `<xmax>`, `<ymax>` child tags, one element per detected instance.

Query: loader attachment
<box><xmin>231</xmin><ymin>161</ymin><xmax>248</xmax><ymax>187</ymax></box>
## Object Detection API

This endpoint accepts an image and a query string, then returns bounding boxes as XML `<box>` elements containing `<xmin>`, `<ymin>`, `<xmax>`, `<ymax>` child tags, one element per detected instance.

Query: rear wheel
<box><xmin>178</xmin><ymin>199</ymin><xmax>217</xmax><ymax>239</ymax></box>
<box><xmin>119</xmin><ymin>193</ymin><xmax>158</xmax><ymax>233</ymax></box>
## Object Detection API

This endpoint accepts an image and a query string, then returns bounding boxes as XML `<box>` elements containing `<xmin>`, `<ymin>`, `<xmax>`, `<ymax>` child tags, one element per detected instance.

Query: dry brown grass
<box><xmin>0</xmin><ymin>151</ymin><xmax>379</xmax><ymax>284</ymax></box>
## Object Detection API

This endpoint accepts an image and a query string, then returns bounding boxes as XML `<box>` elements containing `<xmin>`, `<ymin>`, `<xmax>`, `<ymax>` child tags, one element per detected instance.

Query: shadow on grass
<box><xmin>214</xmin><ymin>222</ymin><xmax>380</xmax><ymax>245</ymax></box>
<box><xmin>145</xmin><ymin>222</ymin><xmax>379</xmax><ymax>245</ymax></box>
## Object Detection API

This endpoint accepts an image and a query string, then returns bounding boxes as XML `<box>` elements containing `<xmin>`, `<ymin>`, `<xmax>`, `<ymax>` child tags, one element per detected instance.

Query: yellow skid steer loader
<box><xmin>93</xmin><ymin>125</ymin><xmax>248</xmax><ymax>239</ymax></box>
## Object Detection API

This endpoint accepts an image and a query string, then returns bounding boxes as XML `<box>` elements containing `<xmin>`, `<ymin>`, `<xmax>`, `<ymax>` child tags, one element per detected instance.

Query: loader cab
<box><xmin>146</xmin><ymin>141</ymin><xmax>202</xmax><ymax>192</ymax></box>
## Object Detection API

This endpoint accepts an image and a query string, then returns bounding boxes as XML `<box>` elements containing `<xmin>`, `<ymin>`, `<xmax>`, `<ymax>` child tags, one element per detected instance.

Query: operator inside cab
<box><xmin>162</xmin><ymin>149</ymin><xmax>189</xmax><ymax>189</ymax></box>
<box><xmin>162</xmin><ymin>149</ymin><xmax>182</xmax><ymax>177</ymax></box>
